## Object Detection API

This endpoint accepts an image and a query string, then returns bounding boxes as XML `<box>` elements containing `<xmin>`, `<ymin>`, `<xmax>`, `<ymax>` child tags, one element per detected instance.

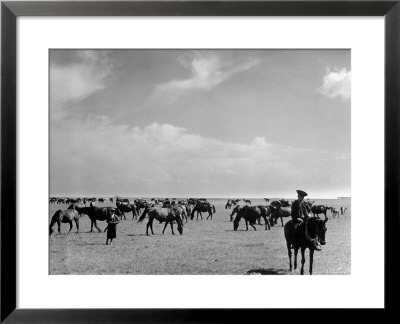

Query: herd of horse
<box><xmin>49</xmin><ymin>197</ymin><xmax>348</xmax><ymax>275</ymax></box>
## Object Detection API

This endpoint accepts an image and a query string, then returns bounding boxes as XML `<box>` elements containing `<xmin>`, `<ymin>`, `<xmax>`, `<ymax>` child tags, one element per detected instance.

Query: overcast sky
<box><xmin>50</xmin><ymin>49</ymin><xmax>350</xmax><ymax>198</ymax></box>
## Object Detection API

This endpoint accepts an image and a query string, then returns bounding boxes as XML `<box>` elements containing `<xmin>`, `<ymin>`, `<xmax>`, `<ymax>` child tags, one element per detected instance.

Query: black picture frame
<box><xmin>1</xmin><ymin>1</ymin><xmax>399</xmax><ymax>322</ymax></box>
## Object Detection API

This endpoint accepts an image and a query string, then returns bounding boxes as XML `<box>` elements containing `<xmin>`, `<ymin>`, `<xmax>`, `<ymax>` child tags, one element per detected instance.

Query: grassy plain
<box><xmin>49</xmin><ymin>198</ymin><xmax>351</xmax><ymax>275</ymax></box>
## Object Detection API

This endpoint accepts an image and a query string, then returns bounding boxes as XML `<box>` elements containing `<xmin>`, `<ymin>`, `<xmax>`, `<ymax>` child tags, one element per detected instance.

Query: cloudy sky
<box><xmin>50</xmin><ymin>49</ymin><xmax>350</xmax><ymax>198</ymax></box>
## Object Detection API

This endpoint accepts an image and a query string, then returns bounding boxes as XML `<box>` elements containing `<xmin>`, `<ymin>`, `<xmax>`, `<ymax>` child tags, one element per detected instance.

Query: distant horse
<box><xmin>264</xmin><ymin>198</ymin><xmax>270</xmax><ymax>203</ymax></box>
<box><xmin>284</xmin><ymin>216</ymin><xmax>328</xmax><ymax>275</ymax></box>
<box><xmin>311</xmin><ymin>205</ymin><xmax>330</xmax><ymax>218</ymax></box>
<box><xmin>331</xmin><ymin>208</ymin><xmax>340</xmax><ymax>219</ymax></box>
<box><xmin>279</xmin><ymin>199</ymin><xmax>291</xmax><ymax>207</ymax></box>
<box><xmin>135</xmin><ymin>199</ymin><xmax>149</xmax><ymax>214</ymax></box>
<box><xmin>176</xmin><ymin>204</ymin><xmax>189</xmax><ymax>222</ymax></box>
<box><xmin>116</xmin><ymin>200</ymin><xmax>138</xmax><ymax>220</ymax></box>
<box><xmin>75</xmin><ymin>206</ymin><xmax>119</xmax><ymax>232</ymax></box>
<box><xmin>233</xmin><ymin>205</ymin><xmax>271</xmax><ymax>231</ymax></box>
<box><xmin>244</xmin><ymin>199</ymin><xmax>252</xmax><ymax>205</ymax></box>
<box><xmin>49</xmin><ymin>209</ymin><xmax>80</xmax><ymax>235</ymax></box>
<box><xmin>191</xmin><ymin>202</ymin><xmax>215</xmax><ymax>220</ymax></box>
<box><xmin>67</xmin><ymin>202</ymin><xmax>86</xmax><ymax>211</ymax></box>
<box><xmin>225</xmin><ymin>199</ymin><xmax>240</xmax><ymax>209</ymax></box>
<box><xmin>138</xmin><ymin>206</ymin><xmax>183</xmax><ymax>235</ymax></box>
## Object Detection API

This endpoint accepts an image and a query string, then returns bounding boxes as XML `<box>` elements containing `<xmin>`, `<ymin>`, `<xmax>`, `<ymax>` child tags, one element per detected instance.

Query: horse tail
<box><xmin>138</xmin><ymin>206</ymin><xmax>149</xmax><ymax>223</ymax></box>
<box><xmin>212</xmin><ymin>205</ymin><xmax>216</xmax><ymax>213</ymax></box>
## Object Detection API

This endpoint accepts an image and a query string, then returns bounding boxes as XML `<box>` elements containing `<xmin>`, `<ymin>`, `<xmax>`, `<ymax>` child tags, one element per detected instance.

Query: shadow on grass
<box><xmin>246</xmin><ymin>268</ymin><xmax>289</xmax><ymax>275</ymax></box>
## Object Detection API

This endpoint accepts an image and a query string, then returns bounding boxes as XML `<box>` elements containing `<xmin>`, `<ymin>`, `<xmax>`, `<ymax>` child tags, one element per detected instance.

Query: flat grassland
<box><xmin>49</xmin><ymin>198</ymin><xmax>351</xmax><ymax>275</ymax></box>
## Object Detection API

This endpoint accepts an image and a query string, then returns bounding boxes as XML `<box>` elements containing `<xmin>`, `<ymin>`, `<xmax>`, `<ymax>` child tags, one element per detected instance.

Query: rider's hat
<box><xmin>296</xmin><ymin>190</ymin><xmax>308</xmax><ymax>197</ymax></box>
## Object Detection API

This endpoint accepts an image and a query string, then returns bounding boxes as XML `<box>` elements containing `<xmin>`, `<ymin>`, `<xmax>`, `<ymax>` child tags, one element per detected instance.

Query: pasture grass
<box><xmin>49</xmin><ymin>199</ymin><xmax>351</xmax><ymax>275</ymax></box>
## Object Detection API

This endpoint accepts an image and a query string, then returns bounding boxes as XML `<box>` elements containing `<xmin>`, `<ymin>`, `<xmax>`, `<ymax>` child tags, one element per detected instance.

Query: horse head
<box><xmin>317</xmin><ymin>216</ymin><xmax>328</xmax><ymax>245</ymax></box>
<box><xmin>177</xmin><ymin>217</ymin><xmax>183</xmax><ymax>235</ymax></box>
<box><xmin>230</xmin><ymin>205</ymin><xmax>241</xmax><ymax>222</ymax></box>
<box><xmin>309</xmin><ymin>216</ymin><xmax>328</xmax><ymax>247</ymax></box>
<box><xmin>233</xmin><ymin>209</ymin><xmax>242</xmax><ymax>231</ymax></box>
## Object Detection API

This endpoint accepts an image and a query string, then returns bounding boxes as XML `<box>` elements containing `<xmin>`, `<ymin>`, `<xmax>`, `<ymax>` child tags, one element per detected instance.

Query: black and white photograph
<box><xmin>49</xmin><ymin>49</ymin><xmax>351</xmax><ymax>275</ymax></box>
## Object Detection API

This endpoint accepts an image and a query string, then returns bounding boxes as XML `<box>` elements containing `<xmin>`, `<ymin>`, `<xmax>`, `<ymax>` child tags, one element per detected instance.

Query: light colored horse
<box><xmin>49</xmin><ymin>209</ymin><xmax>80</xmax><ymax>235</ymax></box>
<box><xmin>138</xmin><ymin>206</ymin><xmax>183</xmax><ymax>235</ymax></box>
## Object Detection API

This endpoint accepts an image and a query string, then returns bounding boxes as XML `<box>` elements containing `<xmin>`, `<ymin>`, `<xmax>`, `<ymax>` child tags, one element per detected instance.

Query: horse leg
<box><xmin>57</xmin><ymin>221</ymin><xmax>61</xmax><ymax>234</ymax></box>
<box><xmin>309</xmin><ymin>249</ymin><xmax>314</xmax><ymax>275</ymax></box>
<box><xmin>90</xmin><ymin>220</ymin><xmax>94</xmax><ymax>232</ymax></box>
<box><xmin>287</xmin><ymin>244</ymin><xmax>292</xmax><ymax>271</ymax></box>
<box><xmin>294</xmin><ymin>248</ymin><xmax>299</xmax><ymax>270</ymax></box>
<box><xmin>245</xmin><ymin>220</ymin><xmax>249</xmax><ymax>231</ymax></box>
<box><xmin>75</xmin><ymin>218</ymin><xmax>79</xmax><ymax>233</ymax></box>
<box><xmin>162</xmin><ymin>221</ymin><xmax>168</xmax><ymax>234</ymax></box>
<box><xmin>146</xmin><ymin>219</ymin><xmax>153</xmax><ymax>235</ymax></box>
<box><xmin>68</xmin><ymin>221</ymin><xmax>73</xmax><ymax>234</ymax></box>
<box><xmin>280</xmin><ymin>216</ymin><xmax>284</xmax><ymax>227</ymax></box>
<box><xmin>94</xmin><ymin>221</ymin><xmax>102</xmax><ymax>233</ymax></box>
<box><xmin>250</xmin><ymin>221</ymin><xmax>256</xmax><ymax>231</ymax></box>
<box><xmin>263</xmin><ymin>216</ymin><xmax>270</xmax><ymax>230</ymax></box>
<box><xmin>170</xmin><ymin>222</ymin><xmax>175</xmax><ymax>235</ymax></box>
<box><xmin>150</xmin><ymin>218</ymin><xmax>155</xmax><ymax>235</ymax></box>
<box><xmin>300</xmin><ymin>247</ymin><xmax>306</xmax><ymax>275</ymax></box>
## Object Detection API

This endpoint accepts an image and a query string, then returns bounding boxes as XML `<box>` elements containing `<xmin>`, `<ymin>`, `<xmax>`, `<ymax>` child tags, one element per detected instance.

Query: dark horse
<box><xmin>284</xmin><ymin>216</ymin><xmax>328</xmax><ymax>275</ymax></box>
<box><xmin>190</xmin><ymin>202</ymin><xmax>215</xmax><ymax>220</ymax></box>
<box><xmin>269</xmin><ymin>207</ymin><xmax>291</xmax><ymax>227</ymax></box>
<box><xmin>75</xmin><ymin>206</ymin><xmax>119</xmax><ymax>232</ymax></box>
<box><xmin>233</xmin><ymin>205</ymin><xmax>271</xmax><ymax>231</ymax></box>
<box><xmin>49</xmin><ymin>209</ymin><xmax>80</xmax><ymax>235</ymax></box>
<box><xmin>116</xmin><ymin>200</ymin><xmax>138</xmax><ymax>220</ymax></box>
<box><xmin>138</xmin><ymin>206</ymin><xmax>183</xmax><ymax>235</ymax></box>
<box><xmin>311</xmin><ymin>205</ymin><xmax>330</xmax><ymax>218</ymax></box>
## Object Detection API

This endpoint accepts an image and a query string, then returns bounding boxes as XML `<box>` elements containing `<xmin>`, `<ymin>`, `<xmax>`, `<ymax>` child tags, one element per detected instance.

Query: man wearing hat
<box><xmin>291</xmin><ymin>190</ymin><xmax>310</xmax><ymax>228</ymax></box>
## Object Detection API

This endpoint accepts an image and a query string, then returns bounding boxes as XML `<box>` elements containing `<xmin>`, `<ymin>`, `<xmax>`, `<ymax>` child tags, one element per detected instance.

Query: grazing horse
<box><xmin>311</xmin><ymin>205</ymin><xmax>330</xmax><ymax>218</ymax></box>
<box><xmin>233</xmin><ymin>205</ymin><xmax>271</xmax><ymax>231</ymax></box>
<box><xmin>49</xmin><ymin>209</ymin><xmax>80</xmax><ymax>235</ymax></box>
<box><xmin>284</xmin><ymin>216</ymin><xmax>328</xmax><ymax>275</ymax></box>
<box><xmin>116</xmin><ymin>200</ymin><xmax>138</xmax><ymax>220</ymax></box>
<box><xmin>269</xmin><ymin>207</ymin><xmax>291</xmax><ymax>227</ymax></box>
<box><xmin>230</xmin><ymin>204</ymin><xmax>242</xmax><ymax>222</ymax></box>
<box><xmin>75</xmin><ymin>206</ymin><xmax>119</xmax><ymax>232</ymax></box>
<box><xmin>138</xmin><ymin>206</ymin><xmax>183</xmax><ymax>235</ymax></box>
<box><xmin>190</xmin><ymin>202</ymin><xmax>215</xmax><ymax>220</ymax></box>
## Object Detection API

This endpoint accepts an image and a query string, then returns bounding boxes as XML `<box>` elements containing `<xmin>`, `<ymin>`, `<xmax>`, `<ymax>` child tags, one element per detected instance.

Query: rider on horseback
<box><xmin>291</xmin><ymin>190</ymin><xmax>320</xmax><ymax>251</ymax></box>
<box><xmin>291</xmin><ymin>189</ymin><xmax>309</xmax><ymax>227</ymax></box>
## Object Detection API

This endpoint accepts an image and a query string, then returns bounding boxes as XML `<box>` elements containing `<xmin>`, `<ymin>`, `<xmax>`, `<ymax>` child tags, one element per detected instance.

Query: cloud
<box><xmin>50</xmin><ymin>120</ymin><xmax>348</xmax><ymax>197</ymax></box>
<box><xmin>317</xmin><ymin>68</ymin><xmax>351</xmax><ymax>101</ymax></box>
<box><xmin>50</xmin><ymin>50</ymin><xmax>115</xmax><ymax>121</ymax></box>
<box><xmin>151</xmin><ymin>51</ymin><xmax>261</xmax><ymax>103</ymax></box>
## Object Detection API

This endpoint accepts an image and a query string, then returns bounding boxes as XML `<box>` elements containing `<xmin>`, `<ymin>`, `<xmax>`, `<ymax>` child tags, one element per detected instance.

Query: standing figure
<box><xmin>104</xmin><ymin>211</ymin><xmax>119</xmax><ymax>245</ymax></box>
